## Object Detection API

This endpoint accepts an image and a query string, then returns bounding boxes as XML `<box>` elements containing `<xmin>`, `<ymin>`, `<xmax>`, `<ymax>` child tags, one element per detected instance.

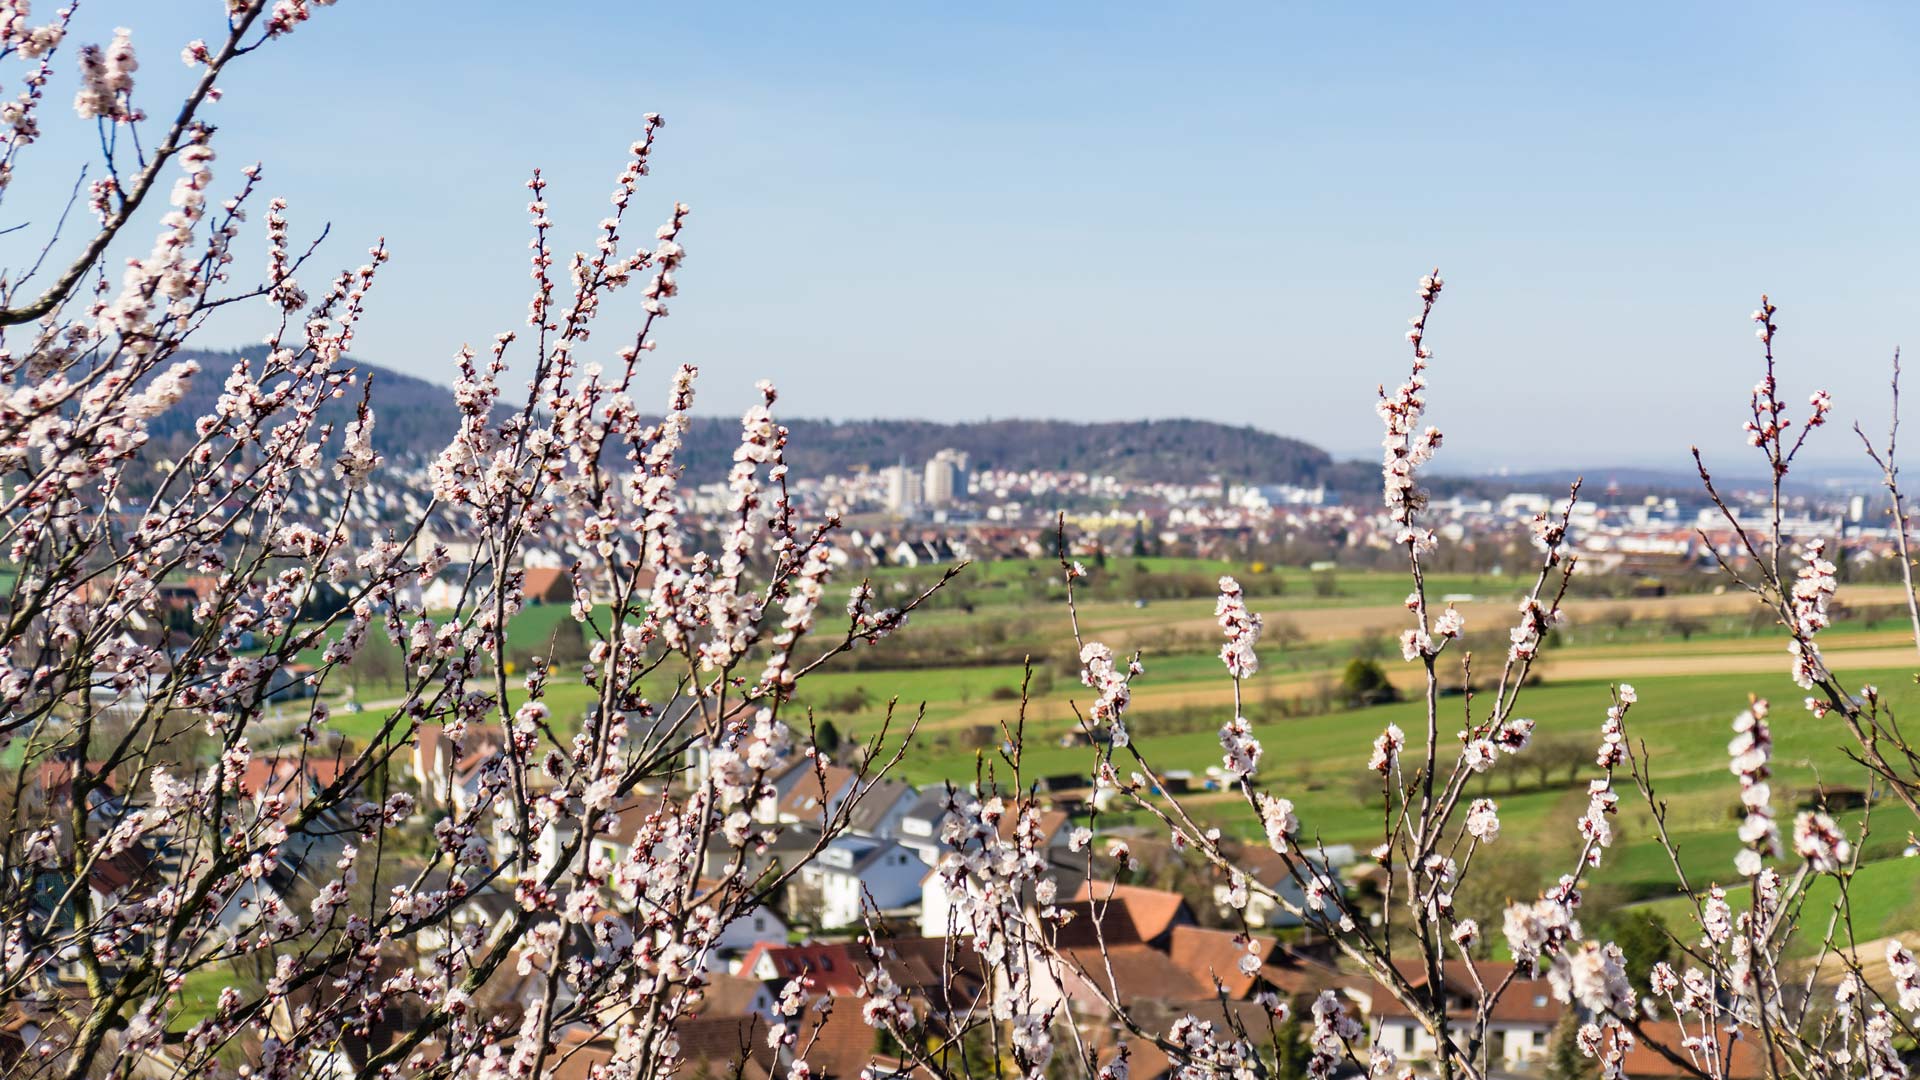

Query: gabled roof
<box><xmin>89</xmin><ymin>847</ymin><xmax>155</xmax><ymax>899</ymax></box>
<box><xmin>1165</xmin><ymin>925</ymin><xmax>1279</xmax><ymax>1000</ymax></box>
<box><xmin>521</xmin><ymin>566</ymin><xmax>573</xmax><ymax>603</ymax></box>
<box><xmin>808</xmin><ymin>835</ymin><xmax>909</xmax><ymax>877</ymax></box>
<box><xmin>33</xmin><ymin>759</ymin><xmax>113</xmax><ymax>801</ymax></box>
<box><xmin>1621</xmin><ymin>1021</ymin><xmax>1767</xmax><ymax>1079</ymax></box>
<box><xmin>235</xmin><ymin>755</ymin><xmax>348</xmax><ymax>799</ymax></box>
<box><xmin>1059</xmin><ymin>942</ymin><xmax>1210</xmax><ymax>1004</ymax></box>
<box><xmin>998</xmin><ymin>807</ymin><xmax>1070</xmax><ymax>847</ymax></box>
<box><xmin>1051</xmin><ymin>898</ymin><xmax>1143</xmax><ymax>951</ymax></box>
<box><xmin>1369</xmin><ymin>960</ymin><xmax>1559</xmax><ymax>1026</ymax></box>
<box><xmin>693</xmin><ymin>972</ymin><xmax>768</xmax><ymax>1018</ymax></box>
<box><xmin>739</xmin><ymin>941</ymin><xmax>869</xmax><ymax>995</ymax></box>
<box><xmin>788</xmin><ymin>998</ymin><xmax>884</xmax><ymax>1080</ymax></box>
<box><xmin>900</xmin><ymin>786</ymin><xmax>949</xmax><ymax>825</ymax></box>
<box><xmin>845</xmin><ymin>778</ymin><xmax>916</xmax><ymax>833</ymax></box>
<box><xmin>777</xmin><ymin>764</ymin><xmax>858</xmax><ymax>820</ymax></box>
<box><xmin>548</xmin><ymin>1019</ymin><xmax>774</xmax><ymax>1080</ymax></box>
<box><xmin>1070</xmin><ymin>882</ymin><xmax>1193</xmax><ymax>945</ymax></box>
<box><xmin>413</xmin><ymin>723</ymin><xmax>449</xmax><ymax>766</ymax></box>
<box><xmin>738</xmin><ymin>940</ymin><xmax>941</xmax><ymax>999</ymax></box>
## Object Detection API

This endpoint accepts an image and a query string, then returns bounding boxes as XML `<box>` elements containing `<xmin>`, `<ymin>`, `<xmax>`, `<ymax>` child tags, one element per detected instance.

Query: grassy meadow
<box><xmin>283</xmin><ymin>555</ymin><xmax>1920</xmax><ymax>919</ymax></box>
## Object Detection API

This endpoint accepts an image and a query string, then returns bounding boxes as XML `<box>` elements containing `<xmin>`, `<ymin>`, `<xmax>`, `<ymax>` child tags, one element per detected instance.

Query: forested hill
<box><xmin>701</xmin><ymin>418</ymin><xmax>1333</xmax><ymax>485</ymax></box>
<box><xmin>151</xmin><ymin>349</ymin><xmax>1339</xmax><ymax>486</ymax></box>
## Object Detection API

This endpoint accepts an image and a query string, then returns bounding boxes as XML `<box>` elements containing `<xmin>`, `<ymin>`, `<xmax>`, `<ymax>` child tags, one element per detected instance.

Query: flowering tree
<box><xmin>859</xmin><ymin>282</ymin><xmax>1920</xmax><ymax>1080</ymax></box>
<box><xmin>2</xmin><ymin>5</ymin><xmax>1919</xmax><ymax>1080</ymax></box>
<box><xmin>0</xmin><ymin>5</ymin><xmax>951</xmax><ymax>1079</ymax></box>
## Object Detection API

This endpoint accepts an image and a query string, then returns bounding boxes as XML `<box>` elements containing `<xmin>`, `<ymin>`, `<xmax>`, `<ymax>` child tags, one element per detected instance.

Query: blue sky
<box><xmin>11</xmin><ymin>3</ymin><xmax>1919</xmax><ymax>471</ymax></box>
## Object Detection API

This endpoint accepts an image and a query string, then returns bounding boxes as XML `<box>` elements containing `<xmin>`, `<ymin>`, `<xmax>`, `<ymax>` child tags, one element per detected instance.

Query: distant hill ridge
<box><xmin>152</xmin><ymin>349</ymin><xmax>1342</xmax><ymax>487</ymax></box>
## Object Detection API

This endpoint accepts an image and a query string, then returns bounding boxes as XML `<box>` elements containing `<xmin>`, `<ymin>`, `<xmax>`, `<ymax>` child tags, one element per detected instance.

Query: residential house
<box><xmin>521</xmin><ymin>566</ymin><xmax>573</xmax><ymax>606</ymax></box>
<box><xmin>234</xmin><ymin>754</ymin><xmax>357</xmax><ymax>895</ymax></box>
<box><xmin>844</xmin><ymin>778</ymin><xmax>918</xmax><ymax>839</ymax></box>
<box><xmin>421</xmin><ymin>563</ymin><xmax>475</xmax><ymax>613</ymax></box>
<box><xmin>737</xmin><ymin>938</ymin><xmax>957</xmax><ymax>1006</ymax></box>
<box><xmin>1228</xmin><ymin>843</ymin><xmax>1356</xmax><ymax>929</ymax></box>
<box><xmin>1069</xmin><ymin>881</ymin><xmax>1194</xmax><ymax>948</ymax></box>
<box><xmin>1020</xmin><ymin>890</ymin><xmax>1332</xmax><ymax>1032</ymax></box>
<box><xmin>1030</xmin><ymin>896</ymin><xmax>1204</xmax><ymax>1018</ymax></box>
<box><xmin>1364</xmin><ymin>960</ymin><xmax>1558</xmax><ymax>1070</ymax></box>
<box><xmin>547</xmin><ymin>1020</ymin><xmax>776</xmax><ymax>1080</ymax></box>
<box><xmin>410</xmin><ymin>723</ymin><xmax>455</xmax><ymax>808</ymax></box>
<box><xmin>787</xmin><ymin>835</ymin><xmax>924</xmax><ymax>929</ymax></box>
<box><xmin>895</xmin><ymin>787</ymin><xmax>952</xmax><ymax>866</ymax></box>
<box><xmin>918</xmin><ymin>850</ymin><xmax>1089</xmax><ymax>940</ymax></box>
<box><xmin>889</xmin><ymin>538</ymin><xmax>956</xmax><ymax>567</ymax></box>
<box><xmin>774</xmin><ymin>764</ymin><xmax>859</xmax><ymax>826</ymax></box>
<box><xmin>896</xmin><ymin>787</ymin><xmax>1074</xmax><ymax>868</ymax></box>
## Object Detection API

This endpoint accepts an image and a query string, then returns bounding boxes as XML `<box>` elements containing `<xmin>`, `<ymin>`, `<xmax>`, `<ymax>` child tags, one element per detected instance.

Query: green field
<box><xmin>254</xmin><ymin>555</ymin><xmax>1920</xmax><ymax>918</ymax></box>
<box><xmin>1638</xmin><ymin>852</ymin><xmax>1920</xmax><ymax>954</ymax></box>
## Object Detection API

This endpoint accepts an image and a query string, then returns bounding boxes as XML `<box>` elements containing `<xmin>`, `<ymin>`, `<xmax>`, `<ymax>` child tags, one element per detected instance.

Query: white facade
<box><xmin>923</xmin><ymin>449</ymin><xmax>969</xmax><ymax>507</ymax></box>
<box><xmin>882</xmin><ymin>466</ymin><xmax>922</xmax><ymax>514</ymax></box>
<box><xmin>791</xmin><ymin>836</ymin><xmax>924</xmax><ymax>929</ymax></box>
<box><xmin>1370</xmin><ymin>1015</ymin><xmax>1551</xmax><ymax>1070</ymax></box>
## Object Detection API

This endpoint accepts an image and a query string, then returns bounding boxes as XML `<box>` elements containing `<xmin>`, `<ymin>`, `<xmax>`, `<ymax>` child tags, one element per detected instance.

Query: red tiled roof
<box><xmin>1166</xmin><ymin>925</ymin><xmax>1280</xmax><ymax>1000</ymax></box>
<box><xmin>522</xmin><ymin>566</ymin><xmax>573</xmax><ymax>603</ymax></box>
<box><xmin>34</xmin><ymin>760</ymin><xmax>113</xmax><ymax>799</ymax></box>
<box><xmin>1621</xmin><ymin>1021</ymin><xmax>1768</xmax><ymax>1079</ymax></box>
<box><xmin>1070</xmin><ymin>882</ymin><xmax>1192</xmax><ymax>944</ymax></box>
<box><xmin>234</xmin><ymin>756</ymin><xmax>347</xmax><ymax>799</ymax></box>
<box><xmin>742</xmin><ymin>942</ymin><xmax>870</xmax><ymax>996</ymax></box>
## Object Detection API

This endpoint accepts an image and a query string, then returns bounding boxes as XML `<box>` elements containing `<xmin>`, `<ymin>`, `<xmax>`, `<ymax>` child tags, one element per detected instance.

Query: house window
<box><xmin>1532</xmin><ymin>1032</ymin><xmax>1547</xmax><ymax>1049</ymax></box>
<box><xmin>1403</xmin><ymin>1026</ymin><xmax>1415</xmax><ymax>1054</ymax></box>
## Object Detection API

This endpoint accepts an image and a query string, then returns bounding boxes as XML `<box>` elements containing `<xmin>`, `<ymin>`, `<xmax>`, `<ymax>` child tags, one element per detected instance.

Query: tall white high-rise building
<box><xmin>922</xmin><ymin>449</ymin><xmax>970</xmax><ymax>507</ymax></box>
<box><xmin>882</xmin><ymin>464</ymin><xmax>923</xmax><ymax>514</ymax></box>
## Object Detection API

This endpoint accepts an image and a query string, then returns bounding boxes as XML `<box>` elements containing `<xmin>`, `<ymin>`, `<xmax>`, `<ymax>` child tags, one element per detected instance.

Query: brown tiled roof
<box><xmin>1070</xmin><ymin>882</ymin><xmax>1193</xmax><ymax>945</ymax></box>
<box><xmin>996</xmin><ymin>807</ymin><xmax>1069</xmax><ymax>845</ymax></box>
<box><xmin>1255</xmin><ymin>949</ymin><xmax>1342</xmax><ymax>998</ymax></box>
<box><xmin>778</xmin><ymin>764</ymin><xmax>858</xmax><ymax>820</ymax></box>
<box><xmin>1051</xmin><ymin>899</ymin><xmax>1142</xmax><ymax>951</ymax></box>
<box><xmin>1125</xmin><ymin>1039</ymin><xmax>1173</xmax><ymax>1080</ymax></box>
<box><xmin>1061</xmin><ymin>944</ymin><xmax>1209</xmax><ymax>1004</ymax></box>
<box><xmin>696</xmin><ymin>972</ymin><xmax>767</xmax><ymax>1017</ymax></box>
<box><xmin>89</xmin><ymin>847</ymin><xmax>154</xmax><ymax>899</ymax></box>
<box><xmin>414</xmin><ymin>724</ymin><xmax>448</xmax><ymax>766</ymax></box>
<box><xmin>885</xmin><ymin>935</ymin><xmax>992</xmax><ymax>998</ymax></box>
<box><xmin>34</xmin><ymin>759</ymin><xmax>113</xmax><ymax>799</ymax></box>
<box><xmin>548</xmin><ymin>1021</ymin><xmax>774</xmax><ymax>1080</ymax></box>
<box><xmin>1166</xmin><ymin>924</ymin><xmax>1278</xmax><ymax>999</ymax></box>
<box><xmin>1621</xmin><ymin>1021</ymin><xmax>1767</xmax><ymax>1079</ymax></box>
<box><xmin>522</xmin><ymin>566</ymin><xmax>573</xmax><ymax>604</ymax></box>
<box><xmin>600</xmin><ymin>793</ymin><xmax>673</xmax><ymax>845</ymax></box>
<box><xmin>791</xmin><ymin>998</ymin><xmax>884</xmax><ymax>1080</ymax></box>
<box><xmin>678</xmin><ymin>1014</ymin><xmax>776</xmax><ymax>1079</ymax></box>
<box><xmin>739</xmin><ymin>940</ymin><xmax>948</xmax><ymax>1006</ymax></box>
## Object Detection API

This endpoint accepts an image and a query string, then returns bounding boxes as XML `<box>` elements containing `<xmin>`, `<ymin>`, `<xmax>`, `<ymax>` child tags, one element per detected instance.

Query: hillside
<box><xmin>150</xmin><ymin>350</ymin><xmax>1338</xmax><ymax>486</ymax></box>
<box><xmin>680</xmin><ymin>417</ymin><xmax>1332</xmax><ymax>486</ymax></box>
